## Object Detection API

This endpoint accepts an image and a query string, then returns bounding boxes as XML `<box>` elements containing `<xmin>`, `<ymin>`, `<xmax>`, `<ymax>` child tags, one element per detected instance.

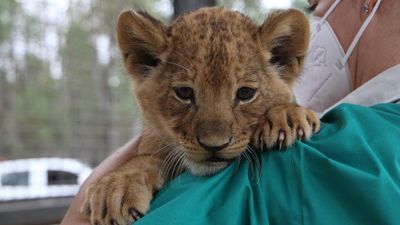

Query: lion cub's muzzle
<box><xmin>197</xmin><ymin>133</ymin><xmax>233</xmax><ymax>161</ymax></box>
<box><xmin>197</xmin><ymin>136</ymin><xmax>231</xmax><ymax>153</ymax></box>
<box><xmin>181</xmin><ymin>135</ymin><xmax>239</xmax><ymax>175</ymax></box>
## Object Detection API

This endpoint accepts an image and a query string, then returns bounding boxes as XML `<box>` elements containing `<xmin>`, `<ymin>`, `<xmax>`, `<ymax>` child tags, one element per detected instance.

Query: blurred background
<box><xmin>0</xmin><ymin>0</ymin><xmax>308</xmax><ymax>224</ymax></box>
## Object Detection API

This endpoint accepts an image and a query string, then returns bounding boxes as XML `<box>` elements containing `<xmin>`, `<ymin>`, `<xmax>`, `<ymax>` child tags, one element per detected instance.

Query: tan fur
<box><xmin>81</xmin><ymin>7</ymin><xmax>319</xmax><ymax>225</ymax></box>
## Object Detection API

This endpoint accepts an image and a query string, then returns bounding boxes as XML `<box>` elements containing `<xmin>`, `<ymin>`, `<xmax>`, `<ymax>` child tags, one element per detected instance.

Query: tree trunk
<box><xmin>173</xmin><ymin>0</ymin><xmax>217</xmax><ymax>18</ymax></box>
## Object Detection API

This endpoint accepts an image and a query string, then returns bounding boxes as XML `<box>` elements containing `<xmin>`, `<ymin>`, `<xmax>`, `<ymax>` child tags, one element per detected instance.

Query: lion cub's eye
<box><xmin>174</xmin><ymin>87</ymin><xmax>194</xmax><ymax>102</ymax></box>
<box><xmin>236</xmin><ymin>87</ymin><xmax>257</xmax><ymax>102</ymax></box>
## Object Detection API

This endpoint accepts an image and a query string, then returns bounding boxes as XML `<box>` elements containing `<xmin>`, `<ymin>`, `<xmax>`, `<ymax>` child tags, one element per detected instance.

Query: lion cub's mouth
<box><xmin>181</xmin><ymin>140</ymin><xmax>249</xmax><ymax>175</ymax></box>
<box><xmin>184</xmin><ymin>155</ymin><xmax>236</xmax><ymax>176</ymax></box>
<box><xmin>208</xmin><ymin>157</ymin><xmax>233</xmax><ymax>169</ymax></box>
<box><xmin>202</xmin><ymin>156</ymin><xmax>232</xmax><ymax>169</ymax></box>
<box><xmin>205</xmin><ymin>156</ymin><xmax>230</xmax><ymax>163</ymax></box>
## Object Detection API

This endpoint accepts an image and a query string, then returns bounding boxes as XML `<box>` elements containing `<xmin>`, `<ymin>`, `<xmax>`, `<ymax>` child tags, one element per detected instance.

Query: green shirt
<box><xmin>135</xmin><ymin>103</ymin><xmax>400</xmax><ymax>225</ymax></box>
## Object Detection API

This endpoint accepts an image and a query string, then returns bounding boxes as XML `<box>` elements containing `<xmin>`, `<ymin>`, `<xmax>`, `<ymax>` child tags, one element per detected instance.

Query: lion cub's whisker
<box><xmin>144</xmin><ymin>141</ymin><xmax>178</xmax><ymax>166</ymax></box>
<box><xmin>247</xmin><ymin>145</ymin><xmax>262</xmax><ymax>171</ymax></box>
<box><xmin>171</xmin><ymin>147</ymin><xmax>186</xmax><ymax>180</ymax></box>
<box><xmin>164</xmin><ymin>61</ymin><xmax>189</xmax><ymax>72</ymax></box>
<box><xmin>161</xmin><ymin>149</ymin><xmax>177</xmax><ymax>179</ymax></box>
<box><xmin>246</xmin><ymin>145</ymin><xmax>262</xmax><ymax>177</ymax></box>
<box><xmin>161</xmin><ymin>147</ymin><xmax>185</xmax><ymax>180</ymax></box>
<box><xmin>241</xmin><ymin>151</ymin><xmax>255</xmax><ymax>174</ymax></box>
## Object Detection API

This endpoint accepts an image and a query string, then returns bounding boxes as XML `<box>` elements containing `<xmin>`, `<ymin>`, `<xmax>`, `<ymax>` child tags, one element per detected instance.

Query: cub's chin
<box><xmin>184</xmin><ymin>158</ymin><xmax>232</xmax><ymax>176</ymax></box>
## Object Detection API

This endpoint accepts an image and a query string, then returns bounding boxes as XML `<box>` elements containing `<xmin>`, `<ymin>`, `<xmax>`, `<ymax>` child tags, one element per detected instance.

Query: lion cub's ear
<box><xmin>258</xmin><ymin>9</ymin><xmax>310</xmax><ymax>85</ymax></box>
<box><xmin>117</xmin><ymin>10</ymin><xmax>168</xmax><ymax>78</ymax></box>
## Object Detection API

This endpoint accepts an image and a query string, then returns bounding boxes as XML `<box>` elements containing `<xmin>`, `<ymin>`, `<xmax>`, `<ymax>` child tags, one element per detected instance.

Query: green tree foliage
<box><xmin>0</xmin><ymin>0</ymin><xmax>18</xmax><ymax>43</ymax></box>
<box><xmin>15</xmin><ymin>53</ymin><xmax>64</xmax><ymax>157</ymax></box>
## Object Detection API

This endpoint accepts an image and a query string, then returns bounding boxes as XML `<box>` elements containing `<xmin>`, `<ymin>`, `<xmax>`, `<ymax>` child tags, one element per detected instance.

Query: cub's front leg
<box><xmin>253</xmin><ymin>103</ymin><xmax>320</xmax><ymax>150</ymax></box>
<box><xmin>80</xmin><ymin>155</ymin><xmax>164</xmax><ymax>225</ymax></box>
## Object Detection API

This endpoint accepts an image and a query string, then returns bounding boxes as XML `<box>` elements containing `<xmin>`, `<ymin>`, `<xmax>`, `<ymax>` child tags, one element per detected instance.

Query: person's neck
<box><xmin>379</xmin><ymin>0</ymin><xmax>400</xmax><ymax>22</ymax></box>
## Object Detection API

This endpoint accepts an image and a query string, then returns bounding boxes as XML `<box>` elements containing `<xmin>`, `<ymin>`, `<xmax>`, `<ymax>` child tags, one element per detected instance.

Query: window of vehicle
<box><xmin>1</xmin><ymin>171</ymin><xmax>29</xmax><ymax>186</ymax></box>
<box><xmin>47</xmin><ymin>170</ymin><xmax>78</xmax><ymax>185</ymax></box>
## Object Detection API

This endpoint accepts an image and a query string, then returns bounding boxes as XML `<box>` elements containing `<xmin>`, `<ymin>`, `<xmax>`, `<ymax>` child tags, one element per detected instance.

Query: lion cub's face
<box><xmin>117</xmin><ymin>8</ymin><xmax>309</xmax><ymax>175</ymax></box>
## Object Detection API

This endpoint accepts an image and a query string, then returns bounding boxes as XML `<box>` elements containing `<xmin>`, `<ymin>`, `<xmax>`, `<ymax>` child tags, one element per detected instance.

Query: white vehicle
<box><xmin>0</xmin><ymin>158</ymin><xmax>92</xmax><ymax>201</ymax></box>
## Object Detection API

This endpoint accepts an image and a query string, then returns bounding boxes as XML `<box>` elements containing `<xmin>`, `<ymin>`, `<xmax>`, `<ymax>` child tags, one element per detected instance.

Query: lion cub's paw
<box><xmin>81</xmin><ymin>171</ymin><xmax>162</xmax><ymax>225</ymax></box>
<box><xmin>253</xmin><ymin>104</ymin><xmax>320</xmax><ymax>150</ymax></box>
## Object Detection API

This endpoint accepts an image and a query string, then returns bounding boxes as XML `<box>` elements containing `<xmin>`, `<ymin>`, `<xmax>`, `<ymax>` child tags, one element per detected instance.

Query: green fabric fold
<box><xmin>135</xmin><ymin>103</ymin><xmax>400</xmax><ymax>225</ymax></box>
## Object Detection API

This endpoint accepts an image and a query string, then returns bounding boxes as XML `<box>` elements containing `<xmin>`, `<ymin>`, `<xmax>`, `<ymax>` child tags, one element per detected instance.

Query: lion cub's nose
<box><xmin>197</xmin><ymin>137</ymin><xmax>231</xmax><ymax>153</ymax></box>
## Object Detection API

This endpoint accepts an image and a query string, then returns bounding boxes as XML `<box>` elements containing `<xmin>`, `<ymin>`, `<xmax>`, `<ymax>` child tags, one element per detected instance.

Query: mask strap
<box><xmin>311</xmin><ymin>0</ymin><xmax>341</xmax><ymax>42</ymax></box>
<box><xmin>320</xmin><ymin>0</ymin><xmax>342</xmax><ymax>25</ymax></box>
<box><xmin>337</xmin><ymin>0</ymin><xmax>382</xmax><ymax>69</ymax></box>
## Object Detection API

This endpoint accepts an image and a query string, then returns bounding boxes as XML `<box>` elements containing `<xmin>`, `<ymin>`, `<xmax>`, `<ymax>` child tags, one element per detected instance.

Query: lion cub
<box><xmin>81</xmin><ymin>7</ymin><xmax>319</xmax><ymax>225</ymax></box>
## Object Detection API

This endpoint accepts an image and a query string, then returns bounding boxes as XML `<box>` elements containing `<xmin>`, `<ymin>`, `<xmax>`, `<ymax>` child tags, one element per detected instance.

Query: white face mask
<box><xmin>294</xmin><ymin>0</ymin><xmax>382</xmax><ymax>112</ymax></box>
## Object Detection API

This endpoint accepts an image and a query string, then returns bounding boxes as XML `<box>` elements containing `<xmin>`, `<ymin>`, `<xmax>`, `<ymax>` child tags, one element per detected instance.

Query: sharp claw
<box><xmin>112</xmin><ymin>220</ymin><xmax>119</xmax><ymax>225</ymax></box>
<box><xmin>297</xmin><ymin>128</ymin><xmax>304</xmax><ymax>139</ymax></box>
<box><xmin>278</xmin><ymin>130</ymin><xmax>285</xmax><ymax>150</ymax></box>
<box><xmin>278</xmin><ymin>141</ymin><xmax>283</xmax><ymax>150</ymax></box>
<box><xmin>137</xmin><ymin>211</ymin><xmax>144</xmax><ymax>218</ymax></box>
<box><xmin>312</xmin><ymin>123</ymin><xmax>317</xmax><ymax>133</ymax></box>
<box><xmin>130</xmin><ymin>208</ymin><xmax>144</xmax><ymax>221</ymax></box>
<box><xmin>130</xmin><ymin>209</ymin><xmax>139</xmax><ymax>221</ymax></box>
<box><xmin>86</xmin><ymin>206</ymin><xmax>91</xmax><ymax>216</ymax></box>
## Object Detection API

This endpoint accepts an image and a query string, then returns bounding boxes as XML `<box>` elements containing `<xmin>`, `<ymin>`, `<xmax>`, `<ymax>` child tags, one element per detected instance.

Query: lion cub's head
<box><xmin>117</xmin><ymin>7</ymin><xmax>309</xmax><ymax>175</ymax></box>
